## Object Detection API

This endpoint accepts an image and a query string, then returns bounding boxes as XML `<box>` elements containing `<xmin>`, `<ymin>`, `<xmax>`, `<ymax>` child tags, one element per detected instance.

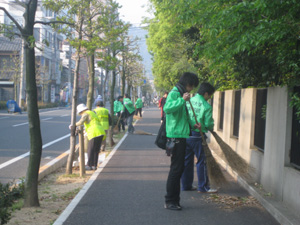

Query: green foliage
<box><xmin>290</xmin><ymin>92</ymin><xmax>300</xmax><ymax>121</ymax></box>
<box><xmin>0</xmin><ymin>101</ymin><xmax>6</xmax><ymax>110</ymax></box>
<box><xmin>147</xmin><ymin>0</ymin><xmax>300</xmax><ymax>91</ymax></box>
<box><xmin>0</xmin><ymin>180</ymin><xmax>25</xmax><ymax>225</ymax></box>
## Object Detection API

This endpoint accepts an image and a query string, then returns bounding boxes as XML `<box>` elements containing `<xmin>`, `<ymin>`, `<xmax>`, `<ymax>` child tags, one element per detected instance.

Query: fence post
<box><xmin>78</xmin><ymin>126</ymin><xmax>85</xmax><ymax>176</ymax></box>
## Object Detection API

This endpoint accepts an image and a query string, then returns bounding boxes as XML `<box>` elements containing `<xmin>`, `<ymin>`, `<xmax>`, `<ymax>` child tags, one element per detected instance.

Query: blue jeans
<box><xmin>181</xmin><ymin>131</ymin><xmax>210</xmax><ymax>192</ymax></box>
<box><xmin>127</xmin><ymin>114</ymin><xmax>134</xmax><ymax>133</ymax></box>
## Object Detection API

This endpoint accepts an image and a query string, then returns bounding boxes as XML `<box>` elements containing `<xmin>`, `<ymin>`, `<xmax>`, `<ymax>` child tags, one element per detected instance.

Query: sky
<box><xmin>115</xmin><ymin>0</ymin><xmax>153</xmax><ymax>26</ymax></box>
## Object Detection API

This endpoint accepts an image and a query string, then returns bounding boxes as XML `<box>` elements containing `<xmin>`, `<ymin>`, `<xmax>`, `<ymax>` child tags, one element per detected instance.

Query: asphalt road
<box><xmin>63</xmin><ymin>107</ymin><xmax>279</xmax><ymax>225</ymax></box>
<box><xmin>0</xmin><ymin>107</ymin><xmax>75</xmax><ymax>184</ymax></box>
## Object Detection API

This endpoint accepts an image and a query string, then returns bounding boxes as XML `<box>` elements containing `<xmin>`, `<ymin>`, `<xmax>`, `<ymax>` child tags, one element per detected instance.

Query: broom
<box><xmin>210</xmin><ymin>131</ymin><xmax>249</xmax><ymax>175</ymax></box>
<box><xmin>113</xmin><ymin>113</ymin><xmax>122</xmax><ymax>133</ymax></box>
<box><xmin>188</xmin><ymin>100</ymin><xmax>227</xmax><ymax>185</ymax></box>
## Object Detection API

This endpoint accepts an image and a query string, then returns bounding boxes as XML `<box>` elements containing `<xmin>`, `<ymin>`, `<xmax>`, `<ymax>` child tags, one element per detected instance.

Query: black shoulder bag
<box><xmin>155</xmin><ymin>117</ymin><xmax>167</xmax><ymax>150</ymax></box>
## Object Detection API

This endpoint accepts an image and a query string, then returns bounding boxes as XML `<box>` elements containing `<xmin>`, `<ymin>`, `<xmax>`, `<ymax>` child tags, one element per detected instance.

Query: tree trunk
<box><xmin>103</xmin><ymin>67</ymin><xmax>109</xmax><ymax>106</ymax></box>
<box><xmin>66</xmin><ymin>13</ymin><xmax>83</xmax><ymax>175</ymax></box>
<box><xmin>23</xmin><ymin>0</ymin><xmax>42</xmax><ymax>208</ymax></box>
<box><xmin>122</xmin><ymin>59</ymin><xmax>126</xmax><ymax>96</ymax></box>
<box><xmin>86</xmin><ymin>53</ymin><xmax>95</xmax><ymax>109</ymax></box>
<box><xmin>127</xmin><ymin>83</ymin><xmax>132</xmax><ymax>96</ymax></box>
<box><xmin>108</xmin><ymin>68</ymin><xmax>116</xmax><ymax>147</ymax></box>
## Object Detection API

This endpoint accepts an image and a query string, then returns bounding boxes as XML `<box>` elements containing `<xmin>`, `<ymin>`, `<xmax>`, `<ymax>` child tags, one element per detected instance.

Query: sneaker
<box><xmin>164</xmin><ymin>203</ymin><xmax>182</xmax><ymax>210</ymax></box>
<box><xmin>183</xmin><ymin>185</ymin><xmax>197</xmax><ymax>191</ymax></box>
<box><xmin>198</xmin><ymin>188</ymin><xmax>218</xmax><ymax>193</ymax></box>
<box><xmin>85</xmin><ymin>166</ymin><xmax>93</xmax><ymax>171</ymax></box>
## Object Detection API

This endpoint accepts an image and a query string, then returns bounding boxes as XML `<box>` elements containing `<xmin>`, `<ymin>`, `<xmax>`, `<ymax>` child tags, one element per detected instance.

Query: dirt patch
<box><xmin>204</xmin><ymin>194</ymin><xmax>262</xmax><ymax>211</ymax></box>
<box><xmin>7</xmin><ymin>167</ymin><xmax>94</xmax><ymax>225</ymax></box>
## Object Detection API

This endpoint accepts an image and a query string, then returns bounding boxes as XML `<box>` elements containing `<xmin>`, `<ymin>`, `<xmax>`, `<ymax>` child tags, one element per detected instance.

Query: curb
<box><xmin>38</xmin><ymin>150</ymin><xmax>70</xmax><ymax>181</ymax></box>
<box><xmin>209</xmin><ymin>146</ymin><xmax>300</xmax><ymax>225</ymax></box>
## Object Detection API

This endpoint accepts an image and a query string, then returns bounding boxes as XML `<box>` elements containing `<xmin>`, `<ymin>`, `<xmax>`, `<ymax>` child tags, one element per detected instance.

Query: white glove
<box><xmin>121</xmin><ymin>111</ymin><xmax>123</xmax><ymax>113</ymax></box>
<box><xmin>69</xmin><ymin>124</ymin><xmax>72</xmax><ymax>130</ymax></box>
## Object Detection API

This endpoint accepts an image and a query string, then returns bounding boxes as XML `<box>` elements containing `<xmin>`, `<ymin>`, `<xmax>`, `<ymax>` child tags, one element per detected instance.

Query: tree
<box><xmin>0</xmin><ymin>0</ymin><xmax>53</xmax><ymax>206</ymax></box>
<box><xmin>147</xmin><ymin>0</ymin><xmax>300</xmax><ymax>90</ymax></box>
<box><xmin>43</xmin><ymin>0</ymin><xmax>91</xmax><ymax>175</ymax></box>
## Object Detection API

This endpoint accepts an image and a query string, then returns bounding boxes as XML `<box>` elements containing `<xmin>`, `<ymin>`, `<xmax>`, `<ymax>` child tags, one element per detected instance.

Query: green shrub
<box><xmin>0</xmin><ymin>180</ymin><xmax>25</xmax><ymax>225</ymax></box>
<box><xmin>0</xmin><ymin>101</ymin><xmax>6</xmax><ymax>110</ymax></box>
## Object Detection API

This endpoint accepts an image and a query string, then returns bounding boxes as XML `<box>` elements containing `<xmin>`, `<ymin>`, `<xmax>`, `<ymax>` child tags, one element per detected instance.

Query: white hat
<box><xmin>77</xmin><ymin>104</ymin><xmax>88</xmax><ymax>114</ymax></box>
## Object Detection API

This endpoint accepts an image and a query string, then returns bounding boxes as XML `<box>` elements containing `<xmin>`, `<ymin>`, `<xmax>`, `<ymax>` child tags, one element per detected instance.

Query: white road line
<box><xmin>0</xmin><ymin>133</ymin><xmax>71</xmax><ymax>170</ymax></box>
<box><xmin>60</xmin><ymin>114</ymin><xmax>69</xmax><ymax>117</ymax></box>
<box><xmin>39</xmin><ymin>109</ymin><xmax>62</xmax><ymax>114</ymax></box>
<box><xmin>0</xmin><ymin>117</ymin><xmax>9</xmax><ymax>120</ymax></box>
<box><xmin>13</xmin><ymin>122</ymin><xmax>29</xmax><ymax>127</ymax></box>
<box><xmin>41</xmin><ymin>117</ymin><xmax>53</xmax><ymax>121</ymax></box>
<box><xmin>0</xmin><ymin>152</ymin><xmax>30</xmax><ymax>170</ymax></box>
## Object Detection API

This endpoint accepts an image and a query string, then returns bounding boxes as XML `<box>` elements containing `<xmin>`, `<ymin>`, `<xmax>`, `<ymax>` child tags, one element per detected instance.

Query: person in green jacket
<box><xmin>94</xmin><ymin>101</ymin><xmax>111</xmax><ymax>152</ymax></box>
<box><xmin>123</xmin><ymin>94</ymin><xmax>135</xmax><ymax>134</ymax></box>
<box><xmin>181</xmin><ymin>82</ymin><xmax>217</xmax><ymax>193</ymax></box>
<box><xmin>114</xmin><ymin>96</ymin><xmax>125</xmax><ymax>132</ymax></box>
<box><xmin>135</xmin><ymin>96</ymin><xmax>143</xmax><ymax>117</ymax></box>
<box><xmin>163</xmin><ymin>72</ymin><xmax>201</xmax><ymax>211</ymax></box>
<box><xmin>71</xmin><ymin>104</ymin><xmax>106</xmax><ymax>170</ymax></box>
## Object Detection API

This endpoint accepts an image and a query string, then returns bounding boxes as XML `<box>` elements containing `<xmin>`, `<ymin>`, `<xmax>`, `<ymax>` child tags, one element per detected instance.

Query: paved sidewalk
<box><xmin>56</xmin><ymin>107</ymin><xmax>279</xmax><ymax>225</ymax></box>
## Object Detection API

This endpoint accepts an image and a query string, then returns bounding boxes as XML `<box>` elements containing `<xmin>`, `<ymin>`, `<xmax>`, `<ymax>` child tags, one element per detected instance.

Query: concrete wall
<box><xmin>210</xmin><ymin>86</ymin><xmax>300</xmax><ymax>215</ymax></box>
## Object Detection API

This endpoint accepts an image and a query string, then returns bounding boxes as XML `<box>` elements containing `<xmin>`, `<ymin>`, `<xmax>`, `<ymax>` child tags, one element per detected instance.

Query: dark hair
<box><xmin>117</xmin><ymin>96</ymin><xmax>123</xmax><ymax>100</ymax></box>
<box><xmin>96</xmin><ymin>101</ymin><xmax>104</xmax><ymax>107</ymax></box>
<box><xmin>164</xmin><ymin>92</ymin><xmax>168</xmax><ymax>95</ymax></box>
<box><xmin>124</xmin><ymin>93</ymin><xmax>130</xmax><ymax>99</ymax></box>
<box><xmin>198</xmin><ymin>82</ymin><xmax>215</xmax><ymax>95</ymax></box>
<box><xmin>178</xmin><ymin>72</ymin><xmax>199</xmax><ymax>88</ymax></box>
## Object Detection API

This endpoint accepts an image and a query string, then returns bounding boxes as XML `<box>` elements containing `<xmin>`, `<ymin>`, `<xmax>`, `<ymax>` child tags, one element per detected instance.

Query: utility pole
<box><xmin>19</xmin><ymin>39</ymin><xmax>26</xmax><ymax>108</ymax></box>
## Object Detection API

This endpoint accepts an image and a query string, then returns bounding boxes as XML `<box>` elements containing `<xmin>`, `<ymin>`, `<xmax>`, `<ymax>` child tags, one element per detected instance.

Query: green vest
<box><xmin>135</xmin><ymin>98</ymin><xmax>143</xmax><ymax>109</ymax></box>
<box><xmin>186</xmin><ymin>94</ymin><xmax>214</xmax><ymax>133</ymax></box>
<box><xmin>94</xmin><ymin>107</ymin><xmax>110</xmax><ymax>130</ymax></box>
<box><xmin>114</xmin><ymin>100</ymin><xmax>123</xmax><ymax>113</ymax></box>
<box><xmin>84</xmin><ymin>110</ymin><xmax>106</xmax><ymax>140</ymax></box>
<box><xmin>123</xmin><ymin>98</ymin><xmax>135</xmax><ymax>114</ymax></box>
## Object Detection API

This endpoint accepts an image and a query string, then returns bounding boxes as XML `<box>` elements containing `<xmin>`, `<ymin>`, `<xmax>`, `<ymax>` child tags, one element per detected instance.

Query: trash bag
<box><xmin>6</xmin><ymin>100</ymin><xmax>21</xmax><ymax>114</ymax></box>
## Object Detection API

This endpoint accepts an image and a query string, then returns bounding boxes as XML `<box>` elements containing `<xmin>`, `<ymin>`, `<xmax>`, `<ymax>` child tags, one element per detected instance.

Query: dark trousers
<box><xmin>181</xmin><ymin>131</ymin><xmax>210</xmax><ymax>191</ymax></box>
<box><xmin>117</xmin><ymin>112</ymin><xmax>125</xmax><ymax>131</ymax></box>
<box><xmin>135</xmin><ymin>108</ymin><xmax>142</xmax><ymax>117</ymax></box>
<box><xmin>165</xmin><ymin>138</ymin><xmax>186</xmax><ymax>205</ymax></box>
<box><xmin>87</xmin><ymin>135</ymin><xmax>103</xmax><ymax>167</ymax></box>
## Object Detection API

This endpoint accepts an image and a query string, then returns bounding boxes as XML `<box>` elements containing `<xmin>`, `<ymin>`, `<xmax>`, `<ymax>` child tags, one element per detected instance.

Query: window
<box><xmin>34</xmin><ymin>28</ymin><xmax>40</xmax><ymax>42</ymax></box>
<box><xmin>232</xmin><ymin>90</ymin><xmax>241</xmax><ymax>138</ymax></box>
<box><xmin>219</xmin><ymin>92</ymin><xmax>225</xmax><ymax>130</ymax></box>
<box><xmin>291</xmin><ymin>86</ymin><xmax>300</xmax><ymax>169</ymax></box>
<box><xmin>253</xmin><ymin>89</ymin><xmax>267</xmax><ymax>151</ymax></box>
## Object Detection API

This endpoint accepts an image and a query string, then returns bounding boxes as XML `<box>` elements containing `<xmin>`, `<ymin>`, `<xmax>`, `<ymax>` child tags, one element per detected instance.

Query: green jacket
<box><xmin>94</xmin><ymin>107</ymin><xmax>110</xmax><ymax>130</ymax></box>
<box><xmin>164</xmin><ymin>86</ymin><xmax>191</xmax><ymax>138</ymax></box>
<box><xmin>114</xmin><ymin>100</ymin><xmax>123</xmax><ymax>113</ymax></box>
<box><xmin>123</xmin><ymin>98</ymin><xmax>135</xmax><ymax>114</ymax></box>
<box><xmin>186</xmin><ymin>94</ymin><xmax>214</xmax><ymax>133</ymax></box>
<box><xmin>135</xmin><ymin>98</ymin><xmax>143</xmax><ymax>109</ymax></box>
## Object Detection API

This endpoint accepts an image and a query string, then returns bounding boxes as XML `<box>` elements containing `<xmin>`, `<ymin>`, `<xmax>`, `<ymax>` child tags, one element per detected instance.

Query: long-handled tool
<box><xmin>188</xmin><ymin>100</ymin><xmax>227</xmax><ymax>185</ymax></box>
<box><xmin>113</xmin><ymin>113</ymin><xmax>122</xmax><ymax>133</ymax></box>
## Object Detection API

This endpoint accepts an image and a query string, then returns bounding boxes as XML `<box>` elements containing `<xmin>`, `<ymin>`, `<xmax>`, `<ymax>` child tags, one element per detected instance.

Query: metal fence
<box><xmin>291</xmin><ymin>87</ymin><xmax>300</xmax><ymax>169</ymax></box>
<box><xmin>219</xmin><ymin>92</ymin><xmax>225</xmax><ymax>130</ymax></box>
<box><xmin>233</xmin><ymin>90</ymin><xmax>241</xmax><ymax>138</ymax></box>
<box><xmin>253</xmin><ymin>89</ymin><xmax>267</xmax><ymax>151</ymax></box>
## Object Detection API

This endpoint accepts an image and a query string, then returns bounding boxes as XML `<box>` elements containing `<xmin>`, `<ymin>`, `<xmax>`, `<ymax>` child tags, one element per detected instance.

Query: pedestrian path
<box><xmin>56</xmin><ymin>107</ymin><xmax>279</xmax><ymax>225</ymax></box>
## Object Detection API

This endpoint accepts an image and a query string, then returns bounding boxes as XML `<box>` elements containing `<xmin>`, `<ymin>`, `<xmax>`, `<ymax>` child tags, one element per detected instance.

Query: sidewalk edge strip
<box><xmin>209</xmin><ymin>146</ymin><xmax>300</xmax><ymax>225</ymax></box>
<box><xmin>53</xmin><ymin>119</ymin><xmax>140</xmax><ymax>225</ymax></box>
